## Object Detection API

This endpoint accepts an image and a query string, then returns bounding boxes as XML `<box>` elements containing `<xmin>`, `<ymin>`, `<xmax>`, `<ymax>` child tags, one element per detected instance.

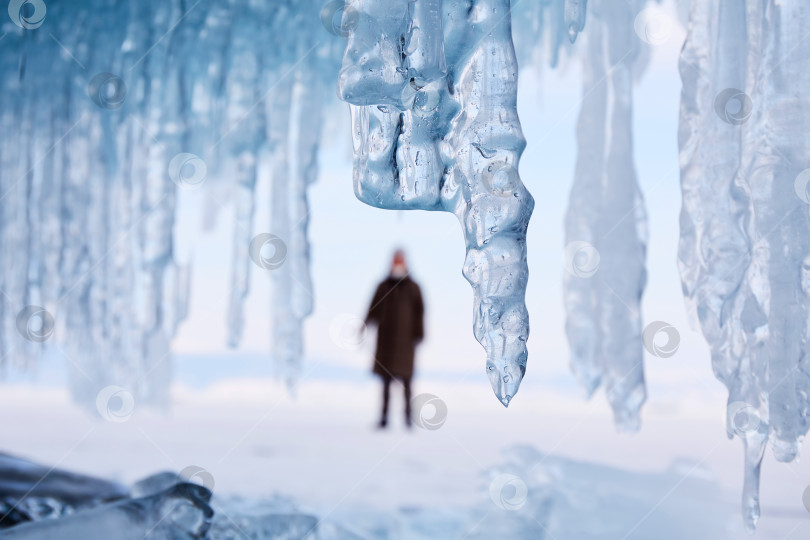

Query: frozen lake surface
<box><xmin>1</xmin><ymin>358</ymin><xmax>807</xmax><ymax>539</ymax></box>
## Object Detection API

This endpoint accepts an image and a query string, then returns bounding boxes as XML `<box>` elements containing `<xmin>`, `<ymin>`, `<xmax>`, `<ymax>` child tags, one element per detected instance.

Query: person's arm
<box><xmin>413</xmin><ymin>284</ymin><xmax>424</xmax><ymax>343</ymax></box>
<box><xmin>365</xmin><ymin>283</ymin><xmax>385</xmax><ymax>325</ymax></box>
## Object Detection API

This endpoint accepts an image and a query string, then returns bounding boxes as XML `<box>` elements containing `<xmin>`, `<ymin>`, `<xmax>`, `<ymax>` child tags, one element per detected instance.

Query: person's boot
<box><xmin>376</xmin><ymin>418</ymin><xmax>388</xmax><ymax>430</ymax></box>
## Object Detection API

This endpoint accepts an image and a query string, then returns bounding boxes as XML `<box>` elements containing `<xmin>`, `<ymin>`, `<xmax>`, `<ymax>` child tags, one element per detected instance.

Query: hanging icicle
<box><xmin>338</xmin><ymin>0</ymin><xmax>534</xmax><ymax>406</ymax></box>
<box><xmin>679</xmin><ymin>0</ymin><xmax>810</xmax><ymax>531</ymax></box>
<box><xmin>563</xmin><ymin>0</ymin><xmax>648</xmax><ymax>431</ymax></box>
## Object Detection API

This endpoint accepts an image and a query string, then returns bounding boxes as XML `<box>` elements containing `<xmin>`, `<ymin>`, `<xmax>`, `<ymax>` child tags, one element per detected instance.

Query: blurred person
<box><xmin>365</xmin><ymin>249</ymin><xmax>424</xmax><ymax>429</ymax></box>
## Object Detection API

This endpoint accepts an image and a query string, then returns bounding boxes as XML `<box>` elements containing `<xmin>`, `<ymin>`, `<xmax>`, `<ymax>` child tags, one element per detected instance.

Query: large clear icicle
<box><xmin>563</xmin><ymin>0</ymin><xmax>648</xmax><ymax>431</ymax></box>
<box><xmin>225</xmin><ymin>5</ymin><xmax>267</xmax><ymax>348</ymax></box>
<box><xmin>339</xmin><ymin>0</ymin><xmax>534</xmax><ymax>406</ymax></box>
<box><xmin>679</xmin><ymin>0</ymin><xmax>810</xmax><ymax>530</ymax></box>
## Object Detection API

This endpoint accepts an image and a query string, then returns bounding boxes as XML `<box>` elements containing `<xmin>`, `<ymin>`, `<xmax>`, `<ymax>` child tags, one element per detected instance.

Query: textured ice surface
<box><xmin>338</xmin><ymin>0</ymin><xmax>534</xmax><ymax>406</ymax></box>
<box><xmin>2</xmin><ymin>483</ymin><xmax>213</xmax><ymax>540</ymax></box>
<box><xmin>1</xmin><ymin>460</ymin><xmax>319</xmax><ymax>540</ymax></box>
<box><xmin>0</xmin><ymin>453</ymin><xmax>128</xmax><ymax>527</ymax></box>
<box><xmin>0</xmin><ymin>443</ymin><xmax>739</xmax><ymax>540</ymax></box>
<box><xmin>488</xmin><ymin>446</ymin><xmax>731</xmax><ymax>540</ymax></box>
<box><xmin>563</xmin><ymin>0</ymin><xmax>648</xmax><ymax>431</ymax></box>
<box><xmin>678</xmin><ymin>0</ymin><xmax>810</xmax><ymax>531</ymax></box>
<box><xmin>208</xmin><ymin>511</ymin><xmax>318</xmax><ymax>540</ymax></box>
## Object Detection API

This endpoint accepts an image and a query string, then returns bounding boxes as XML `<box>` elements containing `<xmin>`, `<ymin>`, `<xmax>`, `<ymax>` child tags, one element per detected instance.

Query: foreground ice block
<box><xmin>208</xmin><ymin>512</ymin><xmax>318</xmax><ymax>539</ymax></box>
<box><xmin>339</xmin><ymin>0</ymin><xmax>534</xmax><ymax>406</ymax></box>
<box><xmin>2</xmin><ymin>483</ymin><xmax>213</xmax><ymax>540</ymax></box>
<box><xmin>0</xmin><ymin>453</ymin><xmax>128</xmax><ymax>527</ymax></box>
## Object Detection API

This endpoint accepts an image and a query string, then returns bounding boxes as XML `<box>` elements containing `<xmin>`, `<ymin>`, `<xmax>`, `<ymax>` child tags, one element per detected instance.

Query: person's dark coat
<box><xmin>365</xmin><ymin>275</ymin><xmax>424</xmax><ymax>380</ymax></box>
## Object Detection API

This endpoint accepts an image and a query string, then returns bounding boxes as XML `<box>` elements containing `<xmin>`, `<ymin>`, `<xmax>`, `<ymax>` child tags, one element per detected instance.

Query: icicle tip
<box><xmin>487</xmin><ymin>362</ymin><xmax>524</xmax><ymax>408</ymax></box>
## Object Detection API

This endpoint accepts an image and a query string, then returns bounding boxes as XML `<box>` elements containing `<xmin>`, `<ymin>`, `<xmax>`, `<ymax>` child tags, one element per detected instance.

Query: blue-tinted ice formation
<box><xmin>337</xmin><ymin>0</ymin><xmax>534</xmax><ymax>406</ymax></box>
<box><xmin>511</xmin><ymin>0</ymin><xmax>650</xmax><ymax>428</ymax></box>
<box><xmin>678</xmin><ymin>0</ymin><xmax>810</xmax><ymax>531</ymax></box>
<box><xmin>0</xmin><ymin>0</ymin><xmax>343</xmax><ymax>405</ymax></box>
<box><xmin>562</xmin><ymin>0</ymin><xmax>648</xmax><ymax>432</ymax></box>
<box><xmin>0</xmin><ymin>450</ymin><xmax>732</xmax><ymax>539</ymax></box>
<box><xmin>3</xmin><ymin>0</ymin><xmax>810</xmax><ymax>531</ymax></box>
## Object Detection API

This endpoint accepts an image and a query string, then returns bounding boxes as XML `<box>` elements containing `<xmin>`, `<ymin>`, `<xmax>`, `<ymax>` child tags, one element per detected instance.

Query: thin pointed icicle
<box><xmin>273</xmin><ymin>65</ymin><xmax>323</xmax><ymax>388</ymax></box>
<box><xmin>339</xmin><ymin>0</ymin><xmax>533</xmax><ymax>406</ymax></box>
<box><xmin>289</xmin><ymin>69</ymin><xmax>322</xmax><ymax>330</ymax></box>
<box><xmin>225</xmin><ymin>7</ymin><xmax>266</xmax><ymax>348</ymax></box>
<box><xmin>564</xmin><ymin>0</ymin><xmax>647</xmax><ymax>431</ymax></box>
<box><xmin>268</xmin><ymin>77</ymin><xmax>297</xmax><ymax>388</ymax></box>
<box><xmin>564</xmin><ymin>0</ymin><xmax>588</xmax><ymax>43</ymax></box>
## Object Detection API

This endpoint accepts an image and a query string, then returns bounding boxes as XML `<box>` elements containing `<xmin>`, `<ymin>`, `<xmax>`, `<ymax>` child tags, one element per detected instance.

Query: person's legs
<box><xmin>379</xmin><ymin>375</ymin><xmax>392</xmax><ymax>428</ymax></box>
<box><xmin>402</xmin><ymin>377</ymin><xmax>412</xmax><ymax>428</ymax></box>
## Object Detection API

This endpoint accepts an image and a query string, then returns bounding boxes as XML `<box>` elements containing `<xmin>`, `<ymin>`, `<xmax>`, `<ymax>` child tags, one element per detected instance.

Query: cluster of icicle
<box><xmin>678</xmin><ymin>0</ymin><xmax>810</xmax><ymax>531</ymax></box>
<box><xmin>0</xmin><ymin>0</ymin><xmax>342</xmax><ymax>408</ymax></box>
<box><xmin>337</xmin><ymin>0</ymin><xmax>534</xmax><ymax>406</ymax></box>
<box><xmin>562</xmin><ymin>0</ymin><xmax>649</xmax><ymax>432</ymax></box>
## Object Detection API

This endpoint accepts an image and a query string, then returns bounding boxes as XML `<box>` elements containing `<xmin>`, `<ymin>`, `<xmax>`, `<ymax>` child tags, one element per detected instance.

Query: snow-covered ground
<box><xmin>2</xmin><ymin>355</ymin><xmax>808</xmax><ymax>539</ymax></box>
